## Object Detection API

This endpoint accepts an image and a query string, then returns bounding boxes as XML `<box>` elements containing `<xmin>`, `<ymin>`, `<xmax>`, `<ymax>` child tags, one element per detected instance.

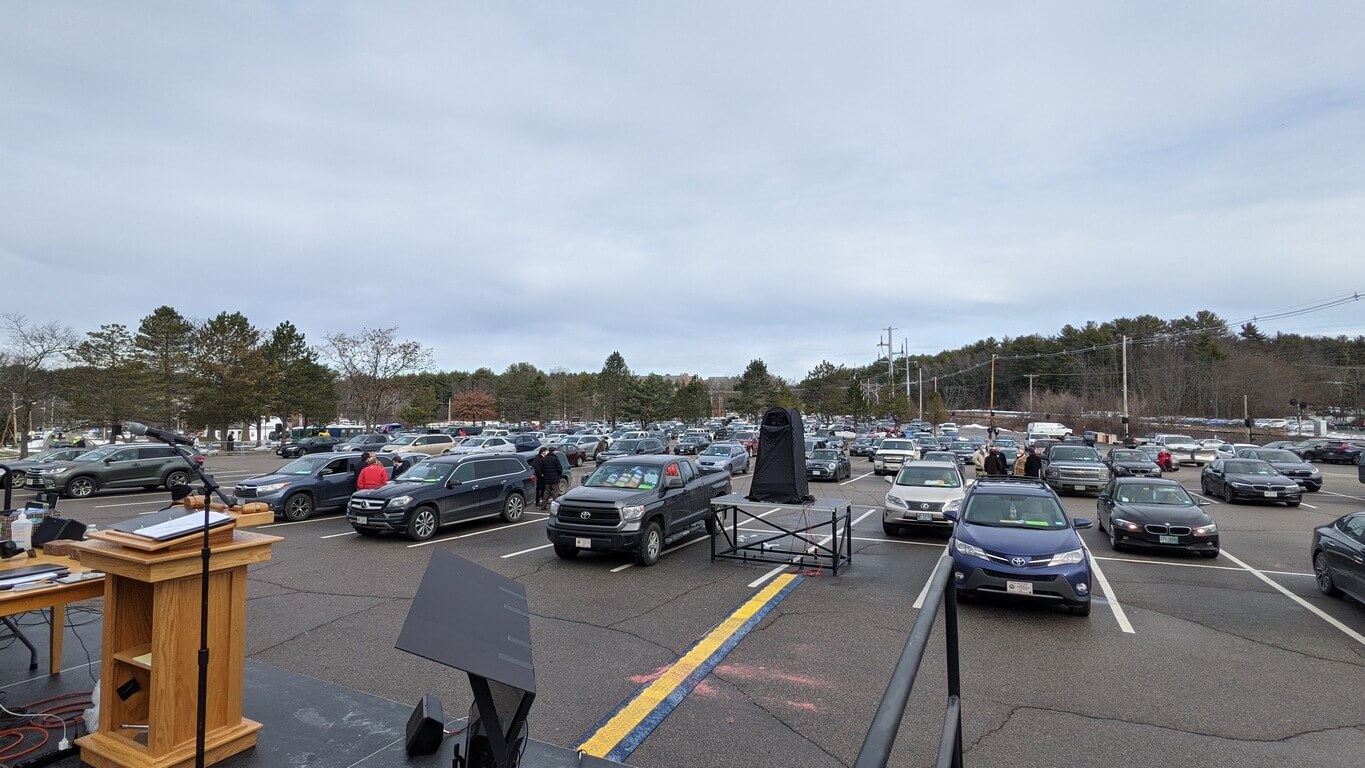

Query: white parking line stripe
<box><xmin>1084</xmin><ymin>543</ymin><xmax>1135</xmax><ymax>634</ymax></box>
<box><xmin>1319</xmin><ymin>490</ymin><xmax>1365</xmax><ymax>502</ymax></box>
<box><xmin>502</xmin><ymin>543</ymin><xmax>554</xmax><ymax>559</ymax></box>
<box><xmin>612</xmin><ymin>535</ymin><xmax>712</xmax><ymax>573</ymax></box>
<box><xmin>95</xmin><ymin>499</ymin><xmax>165</xmax><ymax>509</ymax></box>
<box><xmin>851</xmin><ymin>536</ymin><xmax>947</xmax><ymax>547</ymax></box>
<box><xmin>1187</xmin><ymin>491</ymin><xmax>1220</xmax><ymax>504</ymax></box>
<box><xmin>747</xmin><ymin>563</ymin><xmax>790</xmax><ymax>588</ymax></box>
<box><xmin>1092</xmin><ymin>555</ymin><xmax>1313</xmax><ymax>577</ymax></box>
<box><xmin>913</xmin><ymin>545</ymin><xmax>951</xmax><ymax>608</ymax></box>
<box><xmin>849</xmin><ymin>508</ymin><xmax>876</xmax><ymax>527</ymax></box>
<box><xmin>1299</xmin><ymin>502</ymin><xmax>1319</xmax><ymax>509</ymax></box>
<box><xmin>405</xmin><ymin>515</ymin><xmax>547</xmax><ymax>548</ymax></box>
<box><xmin>840</xmin><ymin>472</ymin><xmax>873</xmax><ymax>486</ymax></box>
<box><xmin>1220</xmin><ymin>549</ymin><xmax>1365</xmax><ymax>647</ymax></box>
<box><xmin>261</xmin><ymin>517</ymin><xmax>344</xmax><ymax>528</ymax></box>
<box><xmin>320</xmin><ymin>531</ymin><xmax>358</xmax><ymax>539</ymax></box>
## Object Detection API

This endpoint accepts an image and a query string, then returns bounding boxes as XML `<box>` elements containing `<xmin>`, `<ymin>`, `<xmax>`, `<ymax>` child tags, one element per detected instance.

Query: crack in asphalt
<box><xmin>708</xmin><ymin>672</ymin><xmax>849</xmax><ymax>768</ymax></box>
<box><xmin>247</xmin><ymin>575</ymin><xmax>414</xmax><ymax>601</ymax></box>
<box><xmin>967</xmin><ymin>702</ymin><xmax>1365</xmax><ymax>749</ymax></box>
<box><xmin>606</xmin><ymin>572</ymin><xmax>737</xmax><ymax>630</ymax></box>
<box><xmin>1123</xmin><ymin>601</ymin><xmax>1365</xmax><ymax>665</ymax></box>
<box><xmin>529</xmin><ymin>610</ymin><xmax>678</xmax><ymax>655</ymax></box>
<box><xmin>249</xmin><ymin>598</ymin><xmax>390</xmax><ymax>656</ymax></box>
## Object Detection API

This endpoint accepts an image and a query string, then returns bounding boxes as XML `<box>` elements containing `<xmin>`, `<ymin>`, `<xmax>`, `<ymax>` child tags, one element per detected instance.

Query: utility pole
<box><xmin>883</xmin><ymin>327</ymin><xmax>896</xmax><ymax>380</ymax></box>
<box><xmin>902</xmin><ymin>341</ymin><xmax>911</xmax><ymax>399</ymax></box>
<box><xmin>1243</xmin><ymin>394</ymin><xmax>1250</xmax><ymax>442</ymax></box>
<box><xmin>917</xmin><ymin>366</ymin><xmax>924</xmax><ymax>421</ymax></box>
<box><xmin>1121</xmin><ymin>335</ymin><xmax>1130</xmax><ymax>441</ymax></box>
<box><xmin>988</xmin><ymin>354</ymin><xmax>997</xmax><ymax>432</ymax></box>
<box><xmin>1023</xmin><ymin>375</ymin><xmax>1038</xmax><ymax>415</ymax></box>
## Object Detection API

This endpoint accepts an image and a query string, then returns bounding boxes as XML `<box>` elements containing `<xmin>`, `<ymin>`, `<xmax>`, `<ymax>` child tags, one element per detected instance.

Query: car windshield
<box><xmin>994</xmin><ymin>437</ymin><xmax>1017</xmax><ymax>447</ymax></box>
<box><xmin>1113</xmin><ymin>484</ymin><xmax>1195</xmax><ymax>506</ymax></box>
<box><xmin>276</xmin><ymin>456</ymin><xmax>335</xmax><ymax>475</ymax></box>
<box><xmin>963</xmin><ymin>494</ymin><xmax>1069</xmax><ymax>529</ymax></box>
<box><xmin>396</xmin><ymin>462</ymin><xmax>452</xmax><ymax>484</ymax></box>
<box><xmin>29</xmin><ymin>449</ymin><xmax>71</xmax><ymax>462</ymax></box>
<box><xmin>460</xmin><ymin>437</ymin><xmax>488</xmax><ymax>447</ymax></box>
<box><xmin>584</xmin><ymin>463</ymin><xmax>663</xmax><ymax>490</ymax></box>
<box><xmin>811</xmin><ymin>449</ymin><xmax>840</xmax><ymax>461</ymax></box>
<box><xmin>881</xmin><ymin>440</ymin><xmax>911</xmax><ymax>451</ymax></box>
<box><xmin>1165</xmin><ymin>435</ymin><xmax>1195</xmax><ymax>444</ymax></box>
<box><xmin>388</xmin><ymin>436</ymin><xmax>417</xmax><ymax>446</ymax></box>
<box><xmin>951</xmin><ymin>442</ymin><xmax>973</xmax><ymax>450</ymax></box>
<box><xmin>1111</xmin><ymin>450</ymin><xmax>1148</xmax><ymax>462</ymax></box>
<box><xmin>1049</xmin><ymin>447</ymin><xmax>1099</xmax><ymax>462</ymax></box>
<box><xmin>895</xmin><ymin>466</ymin><xmax>961</xmax><ymax>488</ymax></box>
<box><xmin>681</xmin><ymin>436</ymin><xmax>703</xmax><ymax>444</ymax></box>
<box><xmin>615</xmin><ymin>440</ymin><xmax>642</xmax><ymax>451</ymax></box>
<box><xmin>701</xmin><ymin>445</ymin><xmax>730</xmax><ymax>456</ymax></box>
<box><xmin>922</xmin><ymin>452</ymin><xmax>957</xmax><ymax>463</ymax></box>
<box><xmin>1224</xmin><ymin>460</ymin><xmax>1278</xmax><ymax>476</ymax></box>
<box><xmin>74</xmin><ymin>446</ymin><xmax>121</xmax><ymax>462</ymax></box>
<box><xmin>1254</xmin><ymin>449</ymin><xmax>1300</xmax><ymax>462</ymax></box>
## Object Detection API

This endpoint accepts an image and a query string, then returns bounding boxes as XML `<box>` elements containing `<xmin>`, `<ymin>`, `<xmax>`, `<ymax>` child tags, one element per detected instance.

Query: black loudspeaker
<box><xmin>34</xmin><ymin>517</ymin><xmax>87</xmax><ymax>548</ymax></box>
<box><xmin>748</xmin><ymin>407</ymin><xmax>810</xmax><ymax>504</ymax></box>
<box><xmin>405</xmin><ymin>694</ymin><xmax>445</xmax><ymax>756</ymax></box>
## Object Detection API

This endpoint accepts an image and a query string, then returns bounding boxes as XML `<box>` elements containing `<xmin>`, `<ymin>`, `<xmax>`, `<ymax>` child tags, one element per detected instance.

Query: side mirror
<box><xmin>665</xmin><ymin>475</ymin><xmax>684</xmax><ymax>489</ymax></box>
<box><xmin>942</xmin><ymin>508</ymin><xmax>959</xmax><ymax>522</ymax></box>
<box><xmin>1196</xmin><ymin>498</ymin><xmax>1211</xmax><ymax>506</ymax></box>
<box><xmin>581</xmin><ymin>475</ymin><xmax>591</xmax><ymax>485</ymax></box>
<box><xmin>636</xmin><ymin>448</ymin><xmax>645</xmax><ymax>454</ymax></box>
<box><xmin>318</xmin><ymin>468</ymin><xmax>333</xmax><ymax>476</ymax></box>
<box><xmin>104</xmin><ymin>458</ymin><xmax>113</xmax><ymax>464</ymax></box>
<box><xmin>1097</xmin><ymin>494</ymin><xmax>1109</xmax><ymax>502</ymax></box>
<box><xmin>1072</xmin><ymin>517</ymin><xmax>1094</xmax><ymax>530</ymax></box>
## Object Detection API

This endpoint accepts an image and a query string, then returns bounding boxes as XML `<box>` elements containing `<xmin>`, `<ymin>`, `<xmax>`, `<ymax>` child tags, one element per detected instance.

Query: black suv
<box><xmin>346</xmin><ymin>453</ymin><xmax>535</xmax><ymax>541</ymax></box>
<box><xmin>279</xmin><ymin>436</ymin><xmax>341</xmax><ymax>458</ymax></box>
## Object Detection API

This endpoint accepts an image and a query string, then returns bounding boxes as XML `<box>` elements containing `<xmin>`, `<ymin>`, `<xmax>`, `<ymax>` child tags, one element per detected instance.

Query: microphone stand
<box><xmin>147</xmin><ymin>434</ymin><xmax>235</xmax><ymax>768</ymax></box>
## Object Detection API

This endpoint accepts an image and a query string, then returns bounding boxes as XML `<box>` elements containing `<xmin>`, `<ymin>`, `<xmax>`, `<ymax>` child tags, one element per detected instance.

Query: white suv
<box><xmin>883</xmin><ymin>461</ymin><xmax>968</xmax><ymax>535</ymax></box>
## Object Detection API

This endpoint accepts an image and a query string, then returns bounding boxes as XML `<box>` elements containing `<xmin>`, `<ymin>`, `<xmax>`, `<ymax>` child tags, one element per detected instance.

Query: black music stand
<box><xmin>397</xmin><ymin>550</ymin><xmax>536</xmax><ymax>768</ymax></box>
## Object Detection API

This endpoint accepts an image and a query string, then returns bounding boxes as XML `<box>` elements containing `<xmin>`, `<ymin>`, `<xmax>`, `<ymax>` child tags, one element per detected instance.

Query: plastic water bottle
<box><xmin>11</xmin><ymin>511</ymin><xmax>33</xmax><ymax>552</ymax></box>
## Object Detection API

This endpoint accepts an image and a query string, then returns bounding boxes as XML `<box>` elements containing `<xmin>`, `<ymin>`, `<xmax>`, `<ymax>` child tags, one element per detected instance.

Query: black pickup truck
<box><xmin>547</xmin><ymin>455</ymin><xmax>730</xmax><ymax>566</ymax></box>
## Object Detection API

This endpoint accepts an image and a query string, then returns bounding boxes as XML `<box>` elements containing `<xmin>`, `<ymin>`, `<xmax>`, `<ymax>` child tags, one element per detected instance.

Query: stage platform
<box><xmin>0</xmin><ymin>613</ymin><xmax>629</xmax><ymax>768</ymax></box>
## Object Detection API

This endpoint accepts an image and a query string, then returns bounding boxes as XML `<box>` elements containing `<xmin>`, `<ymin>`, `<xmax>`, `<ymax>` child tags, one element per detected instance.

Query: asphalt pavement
<box><xmin>5</xmin><ymin>433</ymin><xmax>1363</xmax><ymax>768</ymax></box>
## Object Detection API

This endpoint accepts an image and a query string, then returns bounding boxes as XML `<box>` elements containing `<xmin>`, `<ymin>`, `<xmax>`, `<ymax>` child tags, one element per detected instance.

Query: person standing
<box><xmin>541</xmin><ymin>447</ymin><xmax>565</xmax><ymax>510</ymax></box>
<box><xmin>356</xmin><ymin>453</ymin><xmax>388</xmax><ymax>490</ymax></box>
<box><xmin>1024</xmin><ymin>447</ymin><xmax>1044</xmax><ymax>478</ymax></box>
<box><xmin>531</xmin><ymin>447</ymin><xmax>549</xmax><ymax>506</ymax></box>
<box><xmin>984</xmin><ymin>446</ymin><xmax>1008</xmax><ymax>477</ymax></box>
<box><xmin>1012</xmin><ymin>448</ymin><xmax>1029</xmax><ymax>476</ymax></box>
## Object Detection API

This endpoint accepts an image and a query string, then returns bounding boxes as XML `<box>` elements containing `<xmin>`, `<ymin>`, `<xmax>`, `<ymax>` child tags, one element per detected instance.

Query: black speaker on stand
<box><xmin>747</xmin><ymin>407</ymin><xmax>811</xmax><ymax>504</ymax></box>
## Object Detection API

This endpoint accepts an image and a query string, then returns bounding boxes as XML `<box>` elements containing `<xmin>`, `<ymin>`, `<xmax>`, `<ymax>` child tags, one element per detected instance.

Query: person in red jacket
<box><xmin>356</xmin><ymin>453</ymin><xmax>388</xmax><ymax>490</ymax></box>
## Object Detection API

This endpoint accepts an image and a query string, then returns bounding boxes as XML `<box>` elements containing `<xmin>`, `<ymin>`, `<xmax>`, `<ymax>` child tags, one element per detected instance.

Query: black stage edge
<box><xmin>0</xmin><ymin>658</ymin><xmax>633</xmax><ymax>768</ymax></box>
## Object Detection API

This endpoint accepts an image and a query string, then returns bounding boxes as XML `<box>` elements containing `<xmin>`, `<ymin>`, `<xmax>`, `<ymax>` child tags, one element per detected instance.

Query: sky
<box><xmin>3</xmin><ymin>2</ymin><xmax>1364</xmax><ymax>381</ymax></box>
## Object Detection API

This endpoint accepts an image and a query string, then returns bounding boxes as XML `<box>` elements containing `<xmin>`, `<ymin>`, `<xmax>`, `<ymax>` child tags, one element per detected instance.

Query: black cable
<box><xmin>63</xmin><ymin>608</ymin><xmax>98</xmax><ymax>685</ymax></box>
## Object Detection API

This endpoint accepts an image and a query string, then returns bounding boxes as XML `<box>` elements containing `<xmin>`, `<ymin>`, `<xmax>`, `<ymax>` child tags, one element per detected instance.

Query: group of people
<box><xmin>530</xmin><ymin>446</ymin><xmax>564</xmax><ymax>509</ymax></box>
<box><xmin>972</xmin><ymin>443</ymin><xmax>1044</xmax><ymax>478</ymax></box>
<box><xmin>355</xmin><ymin>451</ymin><xmax>406</xmax><ymax>490</ymax></box>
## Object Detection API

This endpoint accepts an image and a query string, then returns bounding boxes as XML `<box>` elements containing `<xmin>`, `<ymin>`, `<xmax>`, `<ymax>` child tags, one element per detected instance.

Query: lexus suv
<box><xmin>27</xmin><ymin>443</ymin><xmax>201</xmax><ymax>498</ymax></box>
<box><xmin>883</xmin><ymin>461</ymin><xmax>967</xmax><ymax>535</ymax></box>
<box><xmin>946</xmin><ymin>478</ymin><xmax>1094</xmax><ymax>616</ymax></box>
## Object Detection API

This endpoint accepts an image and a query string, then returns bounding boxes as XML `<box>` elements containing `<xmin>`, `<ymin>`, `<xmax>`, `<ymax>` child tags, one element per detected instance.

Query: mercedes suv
<box><xmin>346</xmin><ymin>453</ymin><xmax>535</xmax><ymax>541</ymax></box>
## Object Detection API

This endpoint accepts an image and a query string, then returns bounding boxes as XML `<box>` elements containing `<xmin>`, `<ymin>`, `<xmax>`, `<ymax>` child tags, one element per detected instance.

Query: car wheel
<box><xmin>165</xmin><ymin>470</ymin><xmax>190</xmax><ymax>489</ymax></box>
<box><xmin>406</xmin><ymin>506</ymin><xmax>439</xmax><ymax>541</ymax></box>
<box><xmin>1222</xmin><ymin>484</ymin><xmax>1235</xmax><ymax>504</ymax></box>
<box><xmin>353</xmin><ymin>526</ymin><xmax>380</xmax><ymax>537</ymax></box>
<box><xmin>65</xmin><ymin>475</ymin><xmax>97</xmax><ymax>498</ymax></box>
<box><xmin>635</xmin><ymin>521</ymin><xmax>662</xmax><ymax>566</ymax></box>
<box><xmin>1067</xmin><ymin>601</ymin><xmax>1091</xmax><ymax>617</ymax></box>
<box><xmin>881</xmin><ymin>521</ymin><xmax>900</xmax><ymax>537</ymax></box>
<box><xmin>1108</xmin><ymin>521</ymin><xmax>1122</xmax><ymax>552</ymax></box>
<box><xmin>1313</xmin><ymin>551</ymin><xmax>1341</xmax><ymax>596</ymax></box>
<box><xmin>282</xmin><ymin>493</ymin><xmax>314</xmax><ymax>522</ymax></box>
<box><xmin>1286</xmin><ymin>500</ymin><xmax>1301</xmax><ymax>507</ymax></box>
<box><xmin>554</xmin><ymin>543</ymin><xmax>579</xmax><ymax>559</ymax></box>
<box><xmin>501</xmin><ymin>492</ymin><xmax>525</xmax><ymax>522</ymax></box>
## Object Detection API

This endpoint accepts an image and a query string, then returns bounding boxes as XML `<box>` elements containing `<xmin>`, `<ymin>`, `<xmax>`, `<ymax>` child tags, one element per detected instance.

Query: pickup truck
<box><xmin>1040</xmin><ymin>444</ymin><xmax>1110</xmax><ymax>494</ymax></box>
<box><xmin>546</xmin><ymin>455</ymin><xmax>731</xmax><ymax>566</ymax></box>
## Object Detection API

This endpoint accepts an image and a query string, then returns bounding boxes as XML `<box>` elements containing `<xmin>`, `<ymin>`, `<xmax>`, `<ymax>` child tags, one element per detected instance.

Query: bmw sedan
<box><xmin>1312</xmin><ymin>511</ymin><xmax>1365</xmax><ymax>603</ymax></box>
<box><xmin>946</xmin><ymin>479</ymin><xmax>1094</xmax><ymax>616</ymax></box>
<box><xmin>1103</xmin><ymin>448</ymin><xmax>1162</xmax><ymax>478</ymax></box>
<box><xmin>1233</xmin><ymin>448</ymin><xmax>1322</xmax><ymax>492</ymax></box>
<box><xmin>1097</xmin><ymin>478</ymin><xmax>1218</xmax><ymax>557</ymax></box>
<box><xmin>1200</xmin><ymin>459</ymin><xmax>1302</xmax><ymax>506</ymax></box>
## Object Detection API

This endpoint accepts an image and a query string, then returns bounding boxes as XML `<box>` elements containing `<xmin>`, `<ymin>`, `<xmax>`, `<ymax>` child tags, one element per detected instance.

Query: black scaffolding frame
<box><xmin>708</xmin><ymin>493</ymin><xmax>852</xmax><ymax>575</ymax></box>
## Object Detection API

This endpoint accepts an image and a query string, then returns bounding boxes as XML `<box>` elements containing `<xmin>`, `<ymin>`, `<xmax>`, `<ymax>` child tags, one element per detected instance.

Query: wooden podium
<box><xmin>75</xmin><ymin>527</ymin><xmax>282</xmax><ymax>768</ymax></box>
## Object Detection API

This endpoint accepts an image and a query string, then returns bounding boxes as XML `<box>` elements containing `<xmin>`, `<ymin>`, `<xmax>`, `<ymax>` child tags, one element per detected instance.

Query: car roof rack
<box><xmin>968</xmin><ymin>477</ymin><xmax>1052</xmax><ymax>491</ymax></box>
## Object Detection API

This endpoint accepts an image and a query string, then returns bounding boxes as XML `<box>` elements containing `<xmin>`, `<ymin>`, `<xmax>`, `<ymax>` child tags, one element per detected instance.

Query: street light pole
<box><xmin>1121</xmin><ymin>335</ymin><xmax>1130</xmax><ymax>440</ymax></box>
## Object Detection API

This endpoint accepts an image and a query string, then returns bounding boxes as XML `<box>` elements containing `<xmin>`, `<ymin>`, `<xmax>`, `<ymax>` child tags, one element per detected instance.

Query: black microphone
<box><xmin>126</xmin><ymin>422</ymin><xmax>195</xmax><ymax>446</ymax></box>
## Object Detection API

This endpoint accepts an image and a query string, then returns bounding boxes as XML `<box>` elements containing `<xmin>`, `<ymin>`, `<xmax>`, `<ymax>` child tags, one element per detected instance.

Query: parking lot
<box><xmin>6</xmin><ymin>432</ymin><xmax>1364</xmax><ymax>768</ymax></box>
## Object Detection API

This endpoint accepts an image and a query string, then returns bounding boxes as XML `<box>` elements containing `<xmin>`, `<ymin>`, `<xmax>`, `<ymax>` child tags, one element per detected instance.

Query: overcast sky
<box><xmin>3</xmin><ymin>2</ymin><xmax>1363</xmax><ymax>380</ymax></box>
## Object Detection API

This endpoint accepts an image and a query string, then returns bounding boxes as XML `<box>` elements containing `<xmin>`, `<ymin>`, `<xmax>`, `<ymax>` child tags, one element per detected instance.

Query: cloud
<box><xmin>2</xmin><ymin>2</ymin><xmax>1363</xmax><ymax>381</ymax></box>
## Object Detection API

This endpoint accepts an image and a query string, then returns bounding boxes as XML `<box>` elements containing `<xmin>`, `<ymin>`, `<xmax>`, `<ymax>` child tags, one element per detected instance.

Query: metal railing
<box><xmin>853</xmin><ymin>554</ymin><xmax>963</xmax><ymax>768</ymax></box>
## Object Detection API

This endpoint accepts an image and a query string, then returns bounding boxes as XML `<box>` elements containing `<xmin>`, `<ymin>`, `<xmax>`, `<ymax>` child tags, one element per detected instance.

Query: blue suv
<box><xmin>944</xmin><ymin>478</ymin><xmax>1094</xmax><ymax>616</ymax></box>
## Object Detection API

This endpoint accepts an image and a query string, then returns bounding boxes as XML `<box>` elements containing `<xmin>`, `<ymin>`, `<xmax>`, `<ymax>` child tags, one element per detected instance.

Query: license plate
<box><xmin>1263</xmin><ymin>491</ymin><xmax>1277</xmax><ymax>497</ymax></box>
<box><xmin>1159</xmin><ymin>534</ymin><xmax>1178</xmax><ymax>544</ymax></box>
<box><xmin>355</xmin><ymin>516</ymin><xmax>367</xmax><ymax>525</ymax></box>
<box><xmin>1006</xmin><ymin>581</ymin><xmax>1034</xmax><ymax>595</ymax></box>
<box><xmin>1074</xmin><ymin>485</ymin><xmax>1086</xmax><ymax>491</ymax></box>
<box><xmin>917</xmin><ymin>512</ymin><xmax>932</xmax><ymax>521</ymax></box>
<box><xmin>812</xmin><ymin>470</ymin><xmax>824</xmax><ymax>475</ymax></box>
<box><xmin>575</xmin><ymin>537</ymin><xmax>591</xmax><ymax>549</ymax></box>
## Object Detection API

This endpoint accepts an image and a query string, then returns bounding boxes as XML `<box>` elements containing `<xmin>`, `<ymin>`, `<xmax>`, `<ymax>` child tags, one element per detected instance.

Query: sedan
<box><xmin>443</xmin><ymin>436</ymin><xmax>517</xmax><ymax>455</ymax></box>
<box><xmin>1234</xmin><ymin>448</ymin><xmax>1322</xmax><ymax>491</ymax></box>
<box><xmin>1200</xmin><ymin>459</ymin><xmax>1302</xmax><ymax>506</ymax></box>
<box><xmin>696</xmin><ymin>443</ymin><xmax>750</xmax><ymax>475</ymax></box>
<box><xmin>1302</xmin><ymin>441</ymin><xmax>1365</xmax><ymax>465</ymax></box>
<box><xmin>1312</xmin><ymin>511</ymin><xmax>1365</xmax><ymax>603</ymax></box>
<box><xmin>673</xmin><ymin>435</ymin><xmax>711</xmax><ymax>456</ymax></box>
<box><xmin>806</xmin><ymin>448</ymin><xmax>851</xmax><ymax>481</ymax></box>
<box><xmin>1097</xmin><ymin>478</ymin><xmax>1218</xmax><ymax>557</ymax></box>
<box><xmin>556</xmin><ymin>443</ymin><xmax>587</xmax><ymax>467</ymax></box>
<box><xmin>597</xmin><ymin>438</ymin><xmax>668</xmax><ymax>461</ymax></box>
<box><xmin>280</xmin><ymin>437</ymin><xmax>340</xmax><ymax>458</ymax></box>
<box><xmin>1104</xmin><ymin>448</ymin><xmax>1163</xmax><ymax>478</ymax></box>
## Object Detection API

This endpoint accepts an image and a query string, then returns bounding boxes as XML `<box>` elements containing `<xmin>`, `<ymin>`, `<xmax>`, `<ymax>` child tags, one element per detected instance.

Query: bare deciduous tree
<box><xmin>1</xmin><ymin>314</ymin><xmax>77</xmax><ymax>457</ymax></box>
<box><xmin>320</xmin><ymin>328</ymin><xmax>433</xmax><ymax>429</ymax></box>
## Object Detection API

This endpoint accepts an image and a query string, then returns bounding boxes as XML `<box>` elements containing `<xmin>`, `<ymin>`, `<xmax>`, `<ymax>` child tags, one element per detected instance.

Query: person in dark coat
<box><xmin>540</xmin><ymin>447</ymin><xmax>565</xmax><ymax>510</ymax></box>
<box><xmin>1023</xmin><ymin>447</ymin><xmax>1044</xmax><ymax>478</ymax></box>
<box><xmin>531</xmin><ymin>447</ymin><xmax>549</xmax><ymax>506</ymax></box>
<box><xmin>983</xmin><ymin>446</ymin><xmax>1008</xmax><ymax>477</ymax></box>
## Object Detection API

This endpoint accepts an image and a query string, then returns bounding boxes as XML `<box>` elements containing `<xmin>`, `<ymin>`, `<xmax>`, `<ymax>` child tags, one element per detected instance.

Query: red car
<box><xmin>733</xmin><ymin>431</ymin><xmax>759</xmax><ymax>456</ymax></box>
<box><xmin>556</xmin><ymin>443</ymin><xmax>587</xmax><ymax>467</ymax></box>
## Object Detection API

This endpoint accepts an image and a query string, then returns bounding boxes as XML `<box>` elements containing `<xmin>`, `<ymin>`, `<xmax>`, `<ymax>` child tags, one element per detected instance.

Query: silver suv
<box><xmin>873</xmin><ymin>439</ymin><xmax>919</xmax><ymax>476</ymax></box>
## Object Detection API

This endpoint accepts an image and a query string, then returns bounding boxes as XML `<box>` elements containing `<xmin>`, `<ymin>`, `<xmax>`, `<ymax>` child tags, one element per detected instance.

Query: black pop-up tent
<box><xmin>747</xmin><ymin>406</ymin><xmax>812</xmax><ymax>504</ymax></box>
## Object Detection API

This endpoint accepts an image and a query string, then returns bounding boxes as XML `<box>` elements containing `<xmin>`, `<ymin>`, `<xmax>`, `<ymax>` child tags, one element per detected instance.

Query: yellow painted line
<box><xmin>576</xmin><ymin>572</ymin><xmax>799</xmax><ymax>758</ymax></box>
